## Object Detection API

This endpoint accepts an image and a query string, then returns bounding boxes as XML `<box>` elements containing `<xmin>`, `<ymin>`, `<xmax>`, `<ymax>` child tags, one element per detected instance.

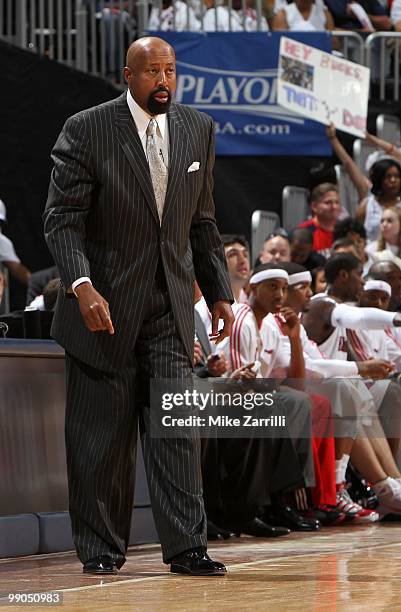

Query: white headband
<box><xmin>364</xmin><ymin>280</ymin><xmax>392</xmax><ymax>297</ymax></box>
<box><xmin>250</xmin><ymin>269</ymin><xmax>289</xmax><ymax>285</ymax></box>
<box><xmin>288</xmin><ymin>271</ymin><xmax>312</xmax><ymax>286</ymax></box>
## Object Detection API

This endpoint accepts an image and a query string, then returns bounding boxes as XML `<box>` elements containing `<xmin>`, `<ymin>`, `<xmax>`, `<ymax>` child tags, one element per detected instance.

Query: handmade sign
<box><xmin>277</xmin><ymin>36</ymin><xmax>370</xmax><ymax>137</ymax></box>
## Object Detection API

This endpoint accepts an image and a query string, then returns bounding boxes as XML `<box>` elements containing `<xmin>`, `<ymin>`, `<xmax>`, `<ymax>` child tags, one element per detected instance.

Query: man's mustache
<box><xmin>150</xmin><ymin>87</ymin><xmax>171</xmax><ymax>97</ymax></box>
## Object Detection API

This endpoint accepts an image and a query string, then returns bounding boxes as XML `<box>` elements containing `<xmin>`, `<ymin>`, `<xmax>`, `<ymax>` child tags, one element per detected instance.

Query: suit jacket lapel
<box><xmin>114</xmin><ymin>93</ymin><xmax>159</xmax><ymax>225</ymax></box>
<box><xmin>162</xmin><ymin>104</ymin><xmax>189</xmax><ymax>224</ymax></box>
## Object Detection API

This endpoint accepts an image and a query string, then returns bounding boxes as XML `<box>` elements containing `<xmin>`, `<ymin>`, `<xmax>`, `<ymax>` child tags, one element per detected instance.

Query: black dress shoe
<box><xmin>301</xmin><ymin>505</ymin><xmax>345</xmax><ymax>526</ymax></box>
<box><xmin>207</xmin><ymin>520</ymin><xmax>236</xmax><ymax>541</ymax></box>
<box><xmin>170</xmin><ymin>547</ymin><xmax>227</xmax><ymax>576</ymax></box>
<box><xmin>233</xmin><ymin>517</ymin><xmax>290</xmax><ymax>537</ymax></box>
<box><xmin>83</xmin><ymin>555</ymin><xmax>117</xmax><ymax>575</ymax></box>
<box><xmin>265</xmin><ymin>505</ymin><xmax>321</xmax><ymax>532</ymax></box>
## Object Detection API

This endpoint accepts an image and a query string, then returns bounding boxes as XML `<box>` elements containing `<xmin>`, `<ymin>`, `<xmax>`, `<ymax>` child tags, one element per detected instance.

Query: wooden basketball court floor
<box><xmin>2</xmin><ymin>524</ymin><xmax>401</xmax><ymax>611</ymax></box>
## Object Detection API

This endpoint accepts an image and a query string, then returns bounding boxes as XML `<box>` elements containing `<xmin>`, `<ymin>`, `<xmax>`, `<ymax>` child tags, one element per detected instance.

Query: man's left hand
<box><xmin>209</xmin><ymin>300</ymin><xmax>234</xmax><ymax>344</ymax></box>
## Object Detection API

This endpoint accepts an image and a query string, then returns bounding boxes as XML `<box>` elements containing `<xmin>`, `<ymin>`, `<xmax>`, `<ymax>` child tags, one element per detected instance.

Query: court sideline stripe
<box><xmin>53</xmin><ymin>540</ymin><xmax>401</xmax><ymax>595</ymax></box>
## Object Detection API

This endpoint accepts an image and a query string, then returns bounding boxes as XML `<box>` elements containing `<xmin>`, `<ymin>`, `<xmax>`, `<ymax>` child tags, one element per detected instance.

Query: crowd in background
<box><xmin>74</xmin><ymin>0</ymin><xmax>401</xmax><ymax>80</ymax></box>
<box><xmin>193</xmin><ymin>118</ymin><xmax>401</xmax><ymax>539</ymax></box>
<box><xmin>143</xmin><ymin>0</ymin><xmax>401</xmax><ymax>35</ymax></box>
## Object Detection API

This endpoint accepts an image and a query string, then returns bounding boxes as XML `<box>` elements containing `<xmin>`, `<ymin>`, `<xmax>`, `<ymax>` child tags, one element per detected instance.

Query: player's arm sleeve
<box><xmin>331</xmin><ymin>303</ymin><xmax>396</xmax><ymax>330</ymax></box>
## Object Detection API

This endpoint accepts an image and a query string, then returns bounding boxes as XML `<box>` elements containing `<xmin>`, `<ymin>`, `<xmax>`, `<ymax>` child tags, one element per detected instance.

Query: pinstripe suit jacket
<box><xmin>43</xmin><ymin>93</ymin><xmax>233</xmax><ymax>372</ymax></box>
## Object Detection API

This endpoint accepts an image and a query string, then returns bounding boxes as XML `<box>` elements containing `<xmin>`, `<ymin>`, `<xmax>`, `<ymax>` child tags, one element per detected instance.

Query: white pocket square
<box><xmin>187</xmin><ymin>162</ymin><xmax>200</xmax><ymax>173</ymax></box>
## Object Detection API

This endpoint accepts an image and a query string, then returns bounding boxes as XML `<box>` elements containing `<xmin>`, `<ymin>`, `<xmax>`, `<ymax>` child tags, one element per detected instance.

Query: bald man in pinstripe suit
<box><xmin>43</xmin><ymin>37</ymin><xmax>234</xmax><ymax>576</ymax></box>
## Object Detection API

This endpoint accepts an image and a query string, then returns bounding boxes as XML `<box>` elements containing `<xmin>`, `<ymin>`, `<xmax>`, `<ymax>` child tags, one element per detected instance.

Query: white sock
<box><xmin>342</xmin><ymin>454</ymin><xmax>350</xmax><ymax>472</ymax></box>
<box><xmin>335</xmin><ymin>454</ymin><xmax>349</xmax><ymax>484</ymax></box>
<box><xmin>372</xmin><ymin>477</ymin><xmax>391</xmax><ymax>493</ymax></box>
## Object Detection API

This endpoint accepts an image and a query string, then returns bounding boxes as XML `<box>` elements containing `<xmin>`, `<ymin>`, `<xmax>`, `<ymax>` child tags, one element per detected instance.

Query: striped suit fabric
<box><xmin>43</xmin><ymin>92</ymin><xmax>233</xmax><ymax>566</ymax></box>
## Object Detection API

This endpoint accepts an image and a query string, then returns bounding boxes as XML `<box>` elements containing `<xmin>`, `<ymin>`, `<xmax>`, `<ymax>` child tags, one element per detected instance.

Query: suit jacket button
<box><xmin>160</xmin><ymin>240</ymin><xmax>165</xmax><ymax>247</ymax></box>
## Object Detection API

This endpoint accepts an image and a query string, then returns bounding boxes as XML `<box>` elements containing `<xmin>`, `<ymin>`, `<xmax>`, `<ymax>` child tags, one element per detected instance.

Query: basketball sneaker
<box><xmin>336</xmin><ymin>482</ymin><xmax>380</xmax><ymax>523</ymax></box>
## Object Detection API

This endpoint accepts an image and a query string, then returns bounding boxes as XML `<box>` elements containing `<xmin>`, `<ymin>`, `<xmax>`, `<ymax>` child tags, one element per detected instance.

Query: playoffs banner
<box><xmin>153</xmin><ymin>32</ymin><xmax>332</xmax><ymax>156</ymax></box>
<box><xmin>277</xmin><ymin>36</ymin><xmax>370</xmax><ymax>138</ymax></box>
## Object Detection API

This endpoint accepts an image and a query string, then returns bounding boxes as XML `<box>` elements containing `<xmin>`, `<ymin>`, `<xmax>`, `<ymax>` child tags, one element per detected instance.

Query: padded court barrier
<box><xmin>129</xmin><ymin>508</ymin><xmax>159</xmax><ymax>546</ymax></box>
<box><xmin>1</xmin><ymin>340</ymin><xmax>158</xmax><ymax>558</ymax></box>
<box><xmin>0</xmin><ymin>514</ymin><xmax>39</xmax><ymax>558</ymax></box>
<box><xmin>37</xmin><ymin>512</ymin><xmax>74</xmax><ymax>554</ymax></box>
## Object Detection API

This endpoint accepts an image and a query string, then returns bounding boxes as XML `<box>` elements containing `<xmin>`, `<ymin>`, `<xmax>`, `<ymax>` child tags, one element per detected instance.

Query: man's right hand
<box><xmin>230</xmin><ymin>363</ymin><xmax>257</xmax><ymax>380</ymax></box>
<box><xmin>357</xmin><ymin>358</ymin><xmax>395</xmax><ymax>379</ymax></box>
<box><xmin>276</xmin><ymin>308</ymin><xmax>301</xmax><ymax>340</ymax></box>
<box><xmin>74</xmin><ymin>282</ymin><xmax>114</xmax><ymax>335</ymax></box>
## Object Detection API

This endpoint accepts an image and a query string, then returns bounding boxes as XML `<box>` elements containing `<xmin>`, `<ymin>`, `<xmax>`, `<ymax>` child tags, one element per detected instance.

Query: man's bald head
<box><xmin>369</xmin><ymin>261</ymin><xmax>399</xmax><ymax>277</ymax></box>
<box><xmin>125</xmin><ymin>37</ymin><xmax>175</xmax><ymax>69</ymax></box>
<box><xmin>124</xmin><ymin>37</ymin><xmax>176</xmax><ymax>115</ymax></box>
<box><xmin>369</xmin><ymin>260</ymin><xmax>401</xmax><ymax>308</ymax></box>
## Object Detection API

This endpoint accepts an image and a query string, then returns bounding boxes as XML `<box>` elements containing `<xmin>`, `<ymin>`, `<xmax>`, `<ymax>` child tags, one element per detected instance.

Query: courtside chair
<box><xmin>282</xmin><ymin>186</ymin><xmax>310</xmax><ymax>232</ymax></box>
<box><xmin>335</xmin><ymin>164</ymin><xmax>360</xmax><ymax>217</ymax></box>
<box><xmin>251</xmin><ymin>210</ymin><xmax>281</xmax><ymax>265</ymax></box>
<box><xmin>376</xmin><ymin>114</ymin><xmax>401</xmax><ymax>146</ymax></box>
<box><xmin>353</xmin><ymin>139</ymin><xmax>378</xmax><ymax>176</ymax></box>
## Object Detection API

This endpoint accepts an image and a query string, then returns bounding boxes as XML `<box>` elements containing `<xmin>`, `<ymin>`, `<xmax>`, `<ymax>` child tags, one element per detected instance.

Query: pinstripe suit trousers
<box><xmin>65</xmin><ymin>267</ymin><xmax>206</xmax><ymax>567</ymax></box>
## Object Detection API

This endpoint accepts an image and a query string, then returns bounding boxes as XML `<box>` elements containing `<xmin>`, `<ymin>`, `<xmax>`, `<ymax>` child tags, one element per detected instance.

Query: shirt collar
<box><xmin>126</xmin><ymin>90</ymin><xmax>167</xmax><ymax>141</ymax></box>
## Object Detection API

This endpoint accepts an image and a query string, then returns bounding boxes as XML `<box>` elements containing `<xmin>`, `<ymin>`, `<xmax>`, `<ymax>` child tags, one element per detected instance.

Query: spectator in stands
<box><xmin>255</xmin><ymin>230</ymin><xmax>291</xmax><ymax>267</ymax></box>
<box><xmin>365</xmin><ymin>207</ymin><xmax>401</xmax><ymax>265</ymax></box>
<box><xmin>221</xmin><ymin>234</ymin><xmax>251</xmax><ymax>305</ymax></box>
<box><xmin>203</xmin><ymin>0</ymin><xmax>243</xmax><ymax>31</ymax></box>
<box><xmin>241</xmin><ymin>0</ymin><xmax>270</xmax><ymax>29</ymax></box>
<box><xmin>324</xmin><ymin>0</ymin><xmax>392</xmax><ymax>32</ymax></box>
<box><xmin>298</xmin><ymin>184</ymin><xmax>341</xmax><ymax>258</ymax></box>
<box><xmin>333</xmin><ymin>217</ymin><xmax>367</xmax><ymax>264</ymax></box>
<box><xmin>328</xmin><ymin>127</ymin><xmax>401</xmax><ymax>236</ymax></box>
<box><xmin>203</xmin><ymin>0</ymin><xmax>269</xmax><ymax>31</ymax></box>
<box><xmin>84</xmin><ymin>0</ymin><xmax>136</xmax><ymax>80</ymax></box>
<box><xmin>0</xmin><ymin>198</ymin><xmax>31</xmax><ymax>286</ymax></box>
<box><xmin>323</xmin><ymin>126</ymin><xmax>401</xmax><ymax>263</ymax></box>
<box><xmin>289</xmin><ymin>227</ymin><xmax>326</xmax><ymax>271</ymax></box>
<box><xmin>148</xmin><ymin>0</ymin><xmax>201</xmax><ymax>30</ymax></box>
<box><xmin>369</xmin><ymin>260</ymin><xmax>401</xmax><ymax>311</ymax></box>
<box><xmin>357</xmin><ymin>159</ymin><xmax>401</xmax><ymax>242</ymax></box>
<box><xmin>272</xmin><ymin>0</ymin><xmax>335</xmax><ymax>32</ymax></box>
<box><xmin>311</xmin><ymin>266</ymin><xmax>326</xmax><ymax>294</ymax></box>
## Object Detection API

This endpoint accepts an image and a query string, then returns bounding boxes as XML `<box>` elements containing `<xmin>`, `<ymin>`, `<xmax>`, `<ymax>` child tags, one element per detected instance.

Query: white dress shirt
<box><xmin>148</xmin><ymin>0</ymin><xmax>201</xmax><ymax>31</ymax></box>
<box><xmin>72</xmin><ymin>90</ymin><xmax>170</xmax><ymax>294</ymax></box>
<box><xmin>391</xmin><ymin>0</ymin><xmax>401</xmax><ymax>25</ymax></box>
